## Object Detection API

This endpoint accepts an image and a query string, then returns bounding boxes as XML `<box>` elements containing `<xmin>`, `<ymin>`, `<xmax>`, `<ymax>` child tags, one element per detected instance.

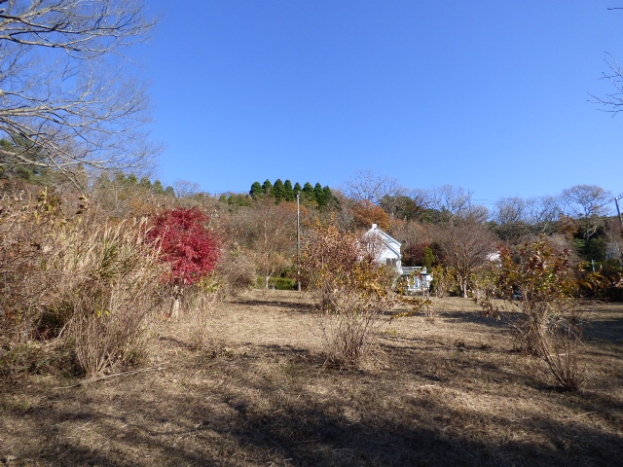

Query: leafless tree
<box><xmin>435</xmin><ymin>219</ymin><xmax>497</xmax><ymax>298</ymax></box>
<box><xmin>428</xmin><ymin>184</ymin><xmax>488</xmax><ymax>223</ymax></box>
<box><xmin>228</xmin><ymin>198</ymin><xmax>298</xmax><ymax>288</ymax></box>
<box><xmin>408</xmin><ymin>188</ymin><xmax>433</xmax><ymax>209</ymax></box>
<box><xmin>429</xmin><ymin>185</ymin><xmax>473</xmax><ymax>216</ymax></box>
<box><xmin>494</xmin><ymin>196</ymin><xmax>531</xmax><ymax>244</ymax></box>
<box><xmin>528</xmin><ymin>195</ymin><xmax>562</xmax><ymax>235</ymax></box>
<box><xmin>562</xmin><ymin>184</ymin><xmax>612</xmax><ymax>247</ymax></box>
<box><xmin>344</xmin><ymin>169</ymin><xmax>403</xmax><ymax>204</ymax></box>
<box><xmin>0</xmin><ymin>0</ymin><xmax>156</xmax><ymax>184</ymax></box>
<box><xmin>174</xmin><ymin>180</ymin><xmax>202</xmax><ymax>199</ymax></box>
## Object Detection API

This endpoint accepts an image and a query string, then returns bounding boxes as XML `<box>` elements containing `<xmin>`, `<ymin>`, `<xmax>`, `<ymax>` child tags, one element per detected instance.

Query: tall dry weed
<box><xmin>59</xmin><ymin>223</ymin><xmax>165</xmax><ymax>375</ymax></box>
<box><xmin>0</xmin><ymin>189</ymin><xmax>166</xmax><ymax>376</ymax></box>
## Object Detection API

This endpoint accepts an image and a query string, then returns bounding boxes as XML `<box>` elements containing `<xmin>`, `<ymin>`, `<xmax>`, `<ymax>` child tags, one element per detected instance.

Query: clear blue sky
<box><xmin>137</xmin><ymin>1</ymin><xmax>623</xmax><ymax>208</ymax></box>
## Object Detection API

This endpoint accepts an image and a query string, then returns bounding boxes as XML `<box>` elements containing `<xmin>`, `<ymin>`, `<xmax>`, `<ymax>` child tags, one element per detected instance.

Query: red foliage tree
<box><xmin>147</xmin><ymin>208</ymin><xmax>221</xmax><ymax>286</ymax></box>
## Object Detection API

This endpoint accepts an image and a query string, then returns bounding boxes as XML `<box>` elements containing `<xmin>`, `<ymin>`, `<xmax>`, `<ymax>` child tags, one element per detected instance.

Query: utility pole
<box><xmin>615</xmin><ymin>194</ymin><xmax>623</xmax><ymax>227</ymax></box>
<box><xmin>297</xmin><ymin>192</ymin><xmax>301</xmax><ymax>292</ymax></box>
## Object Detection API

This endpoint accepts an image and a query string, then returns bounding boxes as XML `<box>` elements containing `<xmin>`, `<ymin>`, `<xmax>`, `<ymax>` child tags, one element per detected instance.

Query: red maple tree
<box><xmin>147</xmin><ymin>208</ymin><xmax>221</xmax><ymax>286</ymax></box>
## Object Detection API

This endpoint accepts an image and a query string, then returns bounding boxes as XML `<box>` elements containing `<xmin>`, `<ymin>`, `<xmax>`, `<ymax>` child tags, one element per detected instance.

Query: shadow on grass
<box><xmin>440</xmin><ymin>310</ymin><xmax>510</xmax><ymax>329</ymax></box>
<box><xmin>2</xmin><ymin>362</ymin><xmax>621</xmax><ymax>467</ymax></box>
<box><xmin>228</xmin><ymin>298</ymin><xmax>316</xmax><ymax>314</ymax></box>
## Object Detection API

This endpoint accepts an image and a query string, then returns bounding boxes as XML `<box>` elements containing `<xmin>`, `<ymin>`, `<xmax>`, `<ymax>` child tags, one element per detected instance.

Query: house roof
<box><xmin>364</xmin><ymin>224</ymin><xmax>402</xmax><ymax>258</ymax></box>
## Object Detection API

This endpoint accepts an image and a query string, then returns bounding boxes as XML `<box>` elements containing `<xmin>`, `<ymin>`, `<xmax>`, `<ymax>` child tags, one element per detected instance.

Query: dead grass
<box><xmin>1</xmin><ymin>291</ymin><xmax>622</xmax><ymax>466</ymax></box>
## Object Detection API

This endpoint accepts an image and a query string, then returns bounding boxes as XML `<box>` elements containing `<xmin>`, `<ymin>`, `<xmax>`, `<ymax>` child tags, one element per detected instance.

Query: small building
<box><xmin>363</xmin><ymin>224</ymin><xmax>433</xmax><ymax>291</ymax></box>
<box><xmin>364</xmin><ymin>224</ymin><xmax>403</xmax><ymax>275</ymax></box>
<box><xmin>401</xmin><ymin>266</ymin><xmax>434</xmax><ymax>293</ymax></box>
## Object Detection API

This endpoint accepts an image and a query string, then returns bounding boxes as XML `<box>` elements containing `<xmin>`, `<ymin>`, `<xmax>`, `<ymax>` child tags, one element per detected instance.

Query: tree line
<box><xmin>249</xmin><ymin>179</ymin><xmax>338</xmax><ymax>208</ymax></box>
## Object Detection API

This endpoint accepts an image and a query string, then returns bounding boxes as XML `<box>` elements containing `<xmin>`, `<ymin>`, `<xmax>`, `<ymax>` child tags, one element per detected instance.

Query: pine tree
<box><xmin>262</xmin><ymin>179</ymin><xmax>273</xmax><ymax>196</ymax></box>
<box><xmin>139</xmin><ymin>177</ymin><xmax>152</xmax><ymax>189</ymax></box>
<box><xmin>273</xmin><ymin>179</ymin><xmax>285</xmax><ymax>203</ymax></box>
<box><xmin>153</xmin><ymin>180</ymin><xmax>165</xmax><ymax>195</ymax></box>
<box><xmin>314</xmin><ymin>183</ymin><xmax>325</xmax><ymax>206</ymax></box>
<box><xmin>250</xmin><ymin>181</ymin><xmax>263</xmax><ymax>199</ymax></box>
<box><xmin>284</xmin><ymin>180</ymin><xmax>294</xmax><ymax>202</ymax></box>
<box><xmin>322</xmin><ymin>186</ymin><xmax>337</xmax><ymax>208</ymax></box>
<box><xmin>302</xmin><ymin>182</ymin><xmax>314</xmax><ymax>200</ymax></box>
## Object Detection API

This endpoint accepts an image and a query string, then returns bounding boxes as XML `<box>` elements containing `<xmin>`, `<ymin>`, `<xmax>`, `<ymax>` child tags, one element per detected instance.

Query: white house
<box><xmin>363</xmin><ymin>224</ymin><xmax>403</xmax><ymax>275</ymax></box>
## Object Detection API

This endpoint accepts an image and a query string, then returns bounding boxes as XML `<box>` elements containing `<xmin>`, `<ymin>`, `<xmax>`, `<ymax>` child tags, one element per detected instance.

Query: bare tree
<box><xmin>494</xmin><ymin>196</ymin><xmax>531</xmax><ymax>244</ymax></box>
<box><xmin>435</xmin><ymin>219</ymin><xmax>497</xmax><ymax>298</ymax></box>
<box><xmin>427</xmin><ymin>184</ymin><xmax>489</xmax><ymax>223</ymax></box>
<box><xmin>429</xmin><ymin>185</ymin><xmax>473</xmax><ymax>217</ymax></box>
<box><xmin>174</xmin><ymin>180</ymin><xmax>202</xmax><ymax>199</ymax></box>
<box><xmin>0</xmin><ymin>0</ymin><xmax>156</xmax><ymax>183</ymax></box>
<box><xmin>229</xmin><ymin>198</ymin><xmax>298</xmax><ymax>288</ymax></box>
<box><xmin>528</xmin><ymin>195</ymin><xmax>562</xmax><ymax>235</ymax></box>
<box><xmin>344</xmin><ymin>169</ymin><xmax>403</xmax><ymax>205</ymax></box>
<box><xmin>562</xmin><ymin>184</ymin><xmax>611</xmax><ymax>250</ymax></box>
<box><xmin>604</xmin><ymin>217</ymin><xmax>623</xmax><ymax>262</ymax></box>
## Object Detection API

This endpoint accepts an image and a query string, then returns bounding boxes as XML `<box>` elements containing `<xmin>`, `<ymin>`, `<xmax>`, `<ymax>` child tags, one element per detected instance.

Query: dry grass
<box><xmin>1</xmin><ymin>291</ymin><xmax>622</xmax><ymax>466</ymax></box>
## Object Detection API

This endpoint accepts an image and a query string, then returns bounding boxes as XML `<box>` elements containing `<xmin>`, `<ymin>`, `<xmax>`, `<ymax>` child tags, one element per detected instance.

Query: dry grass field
<box><xmin>1</xmin><ymin>290</ymin><xmax>622</xmax><ymax>467</ymax></box>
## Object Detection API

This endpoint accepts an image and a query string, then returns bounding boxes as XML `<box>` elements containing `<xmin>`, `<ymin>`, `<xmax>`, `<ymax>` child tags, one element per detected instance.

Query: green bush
<box><xmin>256</xmin><ymin>276</ymin><xmax>297</xmax><ymax>290</ymax></box>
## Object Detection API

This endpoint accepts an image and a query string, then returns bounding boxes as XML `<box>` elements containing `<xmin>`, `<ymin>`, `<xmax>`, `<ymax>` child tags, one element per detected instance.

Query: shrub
<box><xmin>256</xmin><ymin>276</ymin><xmax>297</xmax><ymax>290</ymax></box>
<box><xmin>303</xmin><ymin>222</ymin><xmax>396</xmax><ymax>367</ymax></box>
<box><xmin>214</xmin><ymin>247</ymin><xmax>256</xmax><ymax>294</ymax></box>
<box><xmin>146</xmin><ymin>207</ymin><xmax>221</xmax><ymax>287</ymax></box>
<box><xmin>0</xmin><ymin>190</ymin><xmax>166</xmax><ymax>376</ymax></box>
<box><xmin>146</xmin><ymin>207</ymin><xmax>221</xmax><ymax>316</ymax></box>
<box><xmin>492</xmin><ymin>240</ymin><xmax>589</xmax><ymax>390</ymax></box>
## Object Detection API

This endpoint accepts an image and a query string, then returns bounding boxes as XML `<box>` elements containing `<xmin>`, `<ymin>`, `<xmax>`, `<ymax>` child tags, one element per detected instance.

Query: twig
<box><xmin>52</xmin><ymin>364</ymin><xmax>168</xmax><ymax>389</ymax></box>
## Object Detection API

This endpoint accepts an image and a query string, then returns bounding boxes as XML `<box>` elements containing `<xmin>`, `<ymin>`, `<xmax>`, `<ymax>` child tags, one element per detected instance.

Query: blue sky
<box><xmin>137</xmin><ymin>1</ymin><xmax>623</xmax><ymax>209</ymax></box>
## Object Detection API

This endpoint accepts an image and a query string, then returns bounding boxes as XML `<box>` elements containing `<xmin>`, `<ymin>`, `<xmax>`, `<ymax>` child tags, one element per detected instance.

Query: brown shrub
<box><xmin>0</xmin><ymin>189</ymin><xmax>166</xmax><ymax>376</ymax></box>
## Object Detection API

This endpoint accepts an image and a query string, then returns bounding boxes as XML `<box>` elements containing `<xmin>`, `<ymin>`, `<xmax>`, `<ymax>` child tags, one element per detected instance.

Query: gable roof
<box><xmin>364</xmin><ymin>223</ymin><xmax>402</xmax><ymax>259</ymax></box>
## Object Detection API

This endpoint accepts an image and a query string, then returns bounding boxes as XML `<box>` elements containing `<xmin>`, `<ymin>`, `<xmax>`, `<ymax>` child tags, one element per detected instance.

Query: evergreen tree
<box><xmin>293</xmin><ymin>182</ymin><xmax>302</xmax><ymax>194</ymax></box>
<box><xmin>153</xmin><ymin>180</ymin><xmax>165</xmax><ymax>195</ymax></box>
<box><xmin>322</xmin><ymin>186</ymin><xmax>338</xmax><ymax>209</ymax></box>
<box><xmin>114</xmin><ymin>173</ymin><xmax>127</xmax><ymax>185</ymax></box>
<box><xmin>0</xmin><ymin>136</ymin><xmax>52</xmax><ymax>184</ymax></box>
<box><xmin>250</xmin><ymin>181</ymin><xmax>263</xmax><ymax>199</ymax></box>
<box><xmin>284</xmin><ymin>180</ymin><xmax>294</xmax><ymax>202</ymax></box>
<box><xmin>273</xmin><ymin>179</ymin><xmax>285</xmax><ymax>203</ymax></box>
<box><xmin>262</xmin><ymin>179</ymin><xmax>273</xmax><ymax>196</ymax></box>
<box><xmin>96</xmin><ymin>172</ymin><xmax>112</xmax><ymax>189</ymax></box>
<box><xmin>302</xmin><ymin>182</ymin><xmax>314</xmax><ymax>200</ymax></box>
<box><xmin>314</xmin><ymin>183</ymin><xmax>325</xmax><ymax>206</ymax></box>
<box><xmin>139</xmin><ymin>177</ymin><xmax>152</xmax><ymax>189</ymax></box>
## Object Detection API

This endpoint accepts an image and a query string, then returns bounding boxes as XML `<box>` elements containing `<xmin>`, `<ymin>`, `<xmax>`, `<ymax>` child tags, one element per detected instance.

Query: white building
<box><xmin>363</xmin><ymin>224</ymin><xmax>434</xmax><ymax>292</ymax></box>
<box><xmin>363</xmin><ymin>223</ymin><xmax>403</xmax><ymax>275</ymax></box>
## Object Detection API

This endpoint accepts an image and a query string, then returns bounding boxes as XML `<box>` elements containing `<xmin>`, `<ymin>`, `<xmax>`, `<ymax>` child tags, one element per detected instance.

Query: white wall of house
<box><xmin>364</xmin><ymin>224</ymin><xmax>403</xmax><ymax>275</ymax></box>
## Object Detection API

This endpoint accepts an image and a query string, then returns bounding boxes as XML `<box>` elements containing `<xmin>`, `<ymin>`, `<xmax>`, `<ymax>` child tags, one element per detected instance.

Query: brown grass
<box><xmin>1</xmin><ymin>291</ymin><xmax>622</xmax><ymax>466</ymax></box>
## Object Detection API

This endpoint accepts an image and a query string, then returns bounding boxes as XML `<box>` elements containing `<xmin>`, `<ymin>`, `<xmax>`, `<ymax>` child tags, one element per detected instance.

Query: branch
<box><xmin>52</xmin><ymin>364</ymin><xmax>168</xmax><ymax>389</ymax></box>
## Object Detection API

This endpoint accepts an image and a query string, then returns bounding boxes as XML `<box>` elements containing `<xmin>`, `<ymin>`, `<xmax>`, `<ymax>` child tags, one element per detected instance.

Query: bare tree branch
<box><xmin>591</xmin><ymin>54</ymin><xmax>623</xmax><ymax>115</ymax></box>
<box><xmin>344</xmin><ymin>169</ymin><xmax>403</xmax><ymax>205</ymax></box>
<box><xmin>0</xmin><ymin>0</ymin><xmax>156</xmax><ymax>183</ymax></box>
